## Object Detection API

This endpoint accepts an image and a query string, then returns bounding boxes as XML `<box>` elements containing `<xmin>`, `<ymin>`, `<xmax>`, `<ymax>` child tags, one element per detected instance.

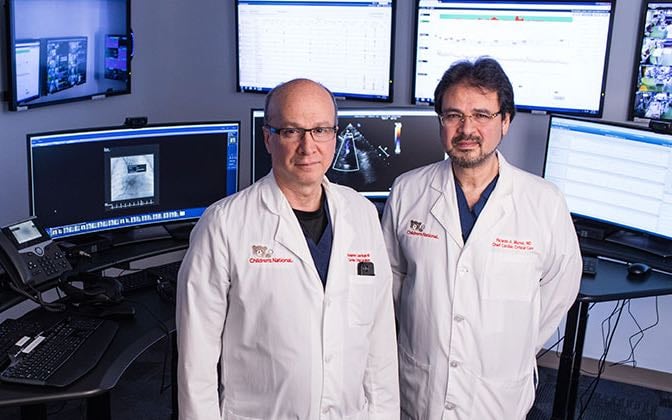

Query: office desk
<box><xmin>0</xmin><ymin>286</ymin><xmax>175</xmax><ymax>420</ymax></box>
<box><xmin>0</xmin><ymin>238</ymin><xmax>187</xmax><ymax>419</ymax></box>
<box><xmin>551</xmin><ymin>258</ymin><xmax>672</xmax><ymax>420</ymax></box>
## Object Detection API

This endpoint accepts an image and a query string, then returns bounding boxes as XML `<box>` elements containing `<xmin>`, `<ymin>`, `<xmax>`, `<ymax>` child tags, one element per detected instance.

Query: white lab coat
<box><xmin>381</xmin><ymin>153</ymin><xmax>581</xmax><ymax>420</ymax></box>
<box><xmin>176</xmin><ymin>173</ymin><xmax>400</xmax><ymax>420</ymax></box>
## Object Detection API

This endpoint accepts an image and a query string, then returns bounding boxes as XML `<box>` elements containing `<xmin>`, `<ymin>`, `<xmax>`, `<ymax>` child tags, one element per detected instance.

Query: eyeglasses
<box><xmin>439</xmin><ymin>111</ymin><xmax>502</xmax><ymax>127</ymax></box>
<box><xmin>264</xmin><ymin>125</ymin><xmax>338</xmax><ymax>142</ymax></box>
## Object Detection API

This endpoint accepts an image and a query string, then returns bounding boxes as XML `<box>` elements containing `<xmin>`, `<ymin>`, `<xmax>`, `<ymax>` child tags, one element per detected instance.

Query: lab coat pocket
<box><xmin>398</xmin><ymin>347</ymin><xmax>430</xmax><ymax>420</ymax></box>
<box><xmin>485</xmin><ymin>251</ymin><xmax>538</xmax><ymax>301</ymax></box>
<box><xmin>470</xmin><ymin>370</ymin><xmax>535</xmax><ymax>420</ymax></box>
<box><xmin>348</xmin><ymin>275</ymin><xmax>376</xmax><ymax>326</ymax></box>
<box><xmin>344</xmin><ymin>400</ymin><xmax>369</xmax><ymax>420</ymax></box>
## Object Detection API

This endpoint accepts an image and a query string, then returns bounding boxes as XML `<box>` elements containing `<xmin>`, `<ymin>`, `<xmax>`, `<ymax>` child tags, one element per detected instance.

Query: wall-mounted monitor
<box><xmin>413</xmin><ymin>0</ymin><xmax>615</xmax><ymax>117</ymax></box>
<box><xmin>236</xmin><ymin>0</ymin><xmax>395</xmax><ymax>102</ymax></box>
<box><xmin>28</xmin><ymin>122</ymin><xmax>240</xmax><ymax>240</ymax></box>
<box><xmin>6</xmin><ymin>0</ymin><xmax>131</xmax><ymax>111</ymax></box>
<box><xmin>252</xmin><ymin>108</ymin><xmax>446</xmax><ymax>199</ymax></box>
<box><xmin>630</xmin><ymin>1</ymin><xmax>672</xmax><ymax>122</ymax></box>
<box><xmin>543</xmin><ymin>116</ymin><xmax>672</xmax><ymax>254</ymax></box>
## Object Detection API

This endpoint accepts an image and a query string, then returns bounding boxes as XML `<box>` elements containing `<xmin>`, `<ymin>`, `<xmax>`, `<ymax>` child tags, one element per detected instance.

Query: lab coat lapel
<box><xmin>260</xmin><ymin>175</ymin><xmax>320</xmax><ymax>281</ymax></box>
<box><xmin>430</xmin><ymin>161</ymin><xmax>464</xmax><ymax>247</ymax></box>
<box><xmin>322</xmin><ymin>181</ymin><xmax>352</xmax><ymax>295</ymax></box>
<box><xmin>466</xmin><ymin>152</ymin><xmax>514</xmax><ymax>244</ymax></box>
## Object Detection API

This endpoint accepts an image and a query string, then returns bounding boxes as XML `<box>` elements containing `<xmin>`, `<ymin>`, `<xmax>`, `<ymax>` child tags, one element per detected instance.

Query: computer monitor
<box><xmin>630</xmin><ymin>1</ymin><xmax>672</xmax><ymax>122</ymax></box>
<box><xmin>236</xmin><ymin>0</ymin><xmax>395</xmax><ymax>102</ymax></box>
<box><xmin>251</xmin><ymin>108</ymin><xmax>446</xmax><ymax>199</ymax></box>
<box><xmin>6</xmin><ymin>0</ymin><xmax>131</xmax><ymax>111</ymax></box>
<box><xmin>28</xmin><ymin>122</ymin><xmax>240</xmax><ymax>240</ymax></box>
<box><xmin>104</xmin><ymin>34</ymin><xmax>129</xmax><ymax>82</ymax></box>
<box><xmin>413</xmin><ymin>0</ymin><xmax>615</xmax><ymax>117</ymax></box>
<box><xmin>543</xmin><ymin>116</ymin><xmax>672</xmax><ymax>254</ymax></box>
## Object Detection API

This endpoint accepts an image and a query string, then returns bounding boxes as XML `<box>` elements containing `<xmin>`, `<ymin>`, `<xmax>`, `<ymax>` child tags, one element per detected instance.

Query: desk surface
<box><xmin>0</xmin><ymin>287</ymin><xmax>175</xmax><ymax>407</ymax></box>
<box><xmin>579</xmin><ymin>258</ymin><xmax>672</xmax><ymax>302</ymax></box>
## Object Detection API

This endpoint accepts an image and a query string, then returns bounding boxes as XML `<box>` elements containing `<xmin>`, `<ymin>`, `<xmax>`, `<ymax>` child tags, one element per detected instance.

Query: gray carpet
<box><xmin>0</xmin><ymin>340</ymin><xmax>670</xmax><ymax>419</ymax></box>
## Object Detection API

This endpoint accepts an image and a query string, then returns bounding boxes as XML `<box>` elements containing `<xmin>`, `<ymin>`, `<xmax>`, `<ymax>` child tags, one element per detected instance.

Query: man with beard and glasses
<box><xmin>381</xmin><ymin>57</ymin><xmax>582</xmax><ymax>419</ymax></box>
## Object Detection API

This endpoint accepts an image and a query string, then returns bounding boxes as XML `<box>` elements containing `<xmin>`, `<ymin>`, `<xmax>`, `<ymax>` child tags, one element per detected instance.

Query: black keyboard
<box><xmin>0</xmin><ymin>317</ymin><xmax>117</xmax><ymax>387</ymax></box>
<box><xmin>0</xmin><ymin>319</ymin><xmax>43</xmax><ymax>357</ymax></box>
<box><xmin>579</xmin><ymin>237</ymin><xmax>672</xmax><ymax>273</ymax></box>
<box><xmin>146</xmin><ymin>260</ymin><xmax>181</xmax><ymax>283</ymax></box>
<box><xmin>116</xmin><ymin>260</ymin><xmax>181</xmax><ymax>293</ymax></box>
<box><xmin>116</xmin><ymin>270</ymin><xmax>156</xmax><ymax>293</ymax></box>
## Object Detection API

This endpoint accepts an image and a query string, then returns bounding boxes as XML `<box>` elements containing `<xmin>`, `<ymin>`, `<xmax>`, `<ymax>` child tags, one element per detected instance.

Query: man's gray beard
<box><xmin>448</xmin><ymin>147</ymin><xmax>497</xmax><ymax>168</ymax></box>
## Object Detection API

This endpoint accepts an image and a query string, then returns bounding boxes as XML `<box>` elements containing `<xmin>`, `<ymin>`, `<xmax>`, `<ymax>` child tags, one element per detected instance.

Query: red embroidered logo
<box><xmin>248</xmin><ymin>245</ymin><xmax>293</xmax><ymax>264</ymax></box>
<box><xmin>406</xmin><ymin>220</ymin><xmax>438</xmax><ymax>239</ymax></box>
<box><xmin>491</xmin><ymin>237</ymin><xmax>534</xmax><ymax>251</ymax></box>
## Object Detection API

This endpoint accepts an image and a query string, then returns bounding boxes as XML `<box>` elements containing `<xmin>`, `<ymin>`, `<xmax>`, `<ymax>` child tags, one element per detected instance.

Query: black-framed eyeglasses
<box><xmin>439</xmin><ymin>111</ymin><xmax>502</xmax><ymax>127</ymax></box>
<box><xmin>264</xmin><ymin>125</ymin><xmax>338</xmax><ymax>142</ymax></box>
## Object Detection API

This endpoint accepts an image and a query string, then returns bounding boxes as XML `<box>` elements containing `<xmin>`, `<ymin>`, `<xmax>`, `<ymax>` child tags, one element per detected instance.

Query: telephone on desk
<box><xmin>0</xmin><ymin>217</ymin><xmax>71</xmax><ymax>292</ymax></box>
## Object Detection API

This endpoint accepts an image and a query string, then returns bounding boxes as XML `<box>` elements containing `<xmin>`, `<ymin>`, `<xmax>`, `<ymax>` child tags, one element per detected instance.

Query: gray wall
<box><xmin>1</xmin><ymin>1</ymin><xmax>671</xmax><ymax>373</ymax></box>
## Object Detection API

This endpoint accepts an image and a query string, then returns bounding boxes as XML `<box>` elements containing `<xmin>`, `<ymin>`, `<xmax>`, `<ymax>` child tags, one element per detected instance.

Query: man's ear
<box><xmin>263</xmin><ymin>126</ymin><xmax>272</xmax><ymax>154</ymax></box>
<box><xmin>501</xmin><ymin>113</ymin><xmax>511</xmax><ymax>137</ymax></box>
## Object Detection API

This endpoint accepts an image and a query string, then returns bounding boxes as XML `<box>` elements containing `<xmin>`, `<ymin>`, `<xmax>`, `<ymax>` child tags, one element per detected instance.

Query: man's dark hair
<box><xmin>433</xmin><ymin>57</ymin><xmax>515</xmax><ymax>122</ymax></box>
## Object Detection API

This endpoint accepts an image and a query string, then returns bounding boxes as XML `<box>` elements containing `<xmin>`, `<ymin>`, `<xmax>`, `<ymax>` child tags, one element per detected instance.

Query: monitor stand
<box><xmin>605</xmin><ymin>230</ymin><xmax>672</xmax><ymax>258</ymax></box>
<box><xmin>163</xmin><ymin>221</ymin><xmax>196</xmax><ymax>241</ymax></box>
<box><xmin>99</xmin><ymin>225</ymin><xmax>173</xmax><ymax>247</ymax></box>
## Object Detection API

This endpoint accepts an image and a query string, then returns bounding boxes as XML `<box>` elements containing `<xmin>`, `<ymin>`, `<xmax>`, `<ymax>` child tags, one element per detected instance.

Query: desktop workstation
<box><xmin>0</xmin><ymin>0</ymin><xmax>671</xmax><ymax>419</ymax></box>
<box><xmin>0</xmin><ymin>121</ymin><xmax>240</xmax><ymax>419</ymax></box>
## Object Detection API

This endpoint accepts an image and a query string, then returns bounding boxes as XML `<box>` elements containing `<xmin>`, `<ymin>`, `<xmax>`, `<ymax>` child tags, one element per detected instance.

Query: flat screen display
<box><xmin>236</xmin><ymin>0</ymin><xmax>395</xmax><ymax>102</ymax></box>
<box><xmin>413</xmin><ymin>0</ymin><xmax>614</xmax><ymax>117</ymax></box>
<box><xmin>252</xmin><ymin>108</ymin><xmax>446</xmax><ymax>198</ymax></box>
<box><xmin>6</xmin><ymin>0</ymin><xmax>131</xmax><ymax>111</ymax></box>
<box><xmin>29</xmin><ymin>122</ymin><xmax>240</xmax><ymax>239</ymax></box>
<box><xmin>631</xmin><ymin>1</ymin><xmax>672</xmax><ymax>122</ymax></box>
<box><xmin>543</xmin><ymin>116</ymin><xmax>672</xmax><ymax>241</ymax></box>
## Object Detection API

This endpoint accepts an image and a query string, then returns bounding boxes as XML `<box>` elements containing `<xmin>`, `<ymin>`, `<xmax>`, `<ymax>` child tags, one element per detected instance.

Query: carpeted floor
<box><xmin>0</xmin><ymin>339</ymin><xmax>670</xmax><ymax>419</ymax></box>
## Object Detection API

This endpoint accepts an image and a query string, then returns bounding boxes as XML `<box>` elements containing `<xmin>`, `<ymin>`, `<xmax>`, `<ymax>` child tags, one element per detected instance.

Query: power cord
<box><xmin>610</xmin><ymin>297</ymin><xmax>660</xmax><ymax>368</ymax></box>
<box><xmin>577</xmin><ymin>300</ymin><xmax>626</xmax><ymax>419</ymax></box>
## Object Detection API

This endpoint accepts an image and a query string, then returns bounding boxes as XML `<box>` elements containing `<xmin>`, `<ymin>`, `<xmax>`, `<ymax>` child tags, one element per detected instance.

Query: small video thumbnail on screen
<box><xmin>44</xmin><ymin>37</ymin><xmax>87</xmax><ymax>95</ymax></box>
<box><xmin>634</xmin><ymin>7</ymin><xmax>672</xmax><ymax>120</ymax></box>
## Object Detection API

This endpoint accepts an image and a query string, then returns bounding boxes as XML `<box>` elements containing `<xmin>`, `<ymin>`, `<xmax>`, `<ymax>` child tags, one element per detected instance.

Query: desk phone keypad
<box><xmin>24</xmin><ymin>244</ymin><xmax>71</xmax><ymax>281</ymax></box>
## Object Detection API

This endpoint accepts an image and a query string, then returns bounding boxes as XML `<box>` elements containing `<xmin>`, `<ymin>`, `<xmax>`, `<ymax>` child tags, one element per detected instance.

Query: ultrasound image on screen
<box><xmin>104</xmin><ymin>145</ymin><xmax>160</xmax><ymax>210</ymax></box>
<box><xmin>252</xmin><ymin>109</ymin><xmax>446</xmax><ymax>197</ymax></box>
<box><xmin>110</xmin><ymin>154</ymin><xmax>154</xmax><ymax>201</ymax></box>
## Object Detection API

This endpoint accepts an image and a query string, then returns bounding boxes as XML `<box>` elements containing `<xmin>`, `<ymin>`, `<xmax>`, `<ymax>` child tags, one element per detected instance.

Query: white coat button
<box><xmin>325</xmin><ymin>354</ymin><xmax>332</xmax><ymax>363</ymax></box>
<box><xmin>445</xmin><ymin>401</ymin><xmax>456</xmax><ymax>410</ymax></box>
<box><xmin>459</xmin><ymin>266</ymin><xmax>468</xmax><ymax>273</ymax></box>
<box><xmin>322</xmin><ymin>406</ymin><xmax>330</xmax><ymax>414</ymax></box>
<box><xmin>453</xmin><ymin>314</ymin><xmax>464</xmax><ymax>322</ymax></box>
<box><xmin>325</xmin><ymin>298</ymin><xmax>331</xmax><ymax>307</ymax></box>
<box><xmin>450</xmin><ymin>360</ymin><xmax>459</xmax><ymax>368</ymax></box>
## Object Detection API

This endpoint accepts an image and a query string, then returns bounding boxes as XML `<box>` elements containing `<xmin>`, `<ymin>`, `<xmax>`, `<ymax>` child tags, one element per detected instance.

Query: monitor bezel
<box><xmin>5</xmin><ymin>0</ymin><xmax>133</xmax><ymax>111</ymax></box>
<box><xmin>27</xmin><ymin>120</ymin><xmax>241</xmax><ymax>240</ymax></box>
<box><xmin>234</xmin><ymin>0</ymin><xmax>396</xmax><ymax>102</ymax></box>
<box><xmin>412</xmin><ymin>0</ymin><xmax>616</xmax><ymax>118</ymax></box>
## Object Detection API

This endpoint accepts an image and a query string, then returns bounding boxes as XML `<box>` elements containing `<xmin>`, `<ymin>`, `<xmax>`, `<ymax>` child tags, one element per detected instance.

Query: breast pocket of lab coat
<box><xmin>485</xmin><ymin>251</ymin><xmax>540</xmax><ymax>301</ymax></box>
<box><xmin>348</xmin><ymin>275</ymin><xmax>377</xmax><ymax>327</ymax></box>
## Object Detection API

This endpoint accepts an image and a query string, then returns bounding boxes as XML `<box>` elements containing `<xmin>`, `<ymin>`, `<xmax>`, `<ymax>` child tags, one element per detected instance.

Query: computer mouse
<box><xmin>627</xmin><ymin>262</ymin><xmax>651</xmax><ymax>277</ymax></box>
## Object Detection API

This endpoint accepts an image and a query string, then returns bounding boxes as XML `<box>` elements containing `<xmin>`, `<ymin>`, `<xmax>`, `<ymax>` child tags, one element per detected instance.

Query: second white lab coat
<box><xmin>382</xmin><ymin>153</ymin><xmax>581</xmax><ymax>420</ymax></box>
<box><xmin>176</xmin><ymin>173</ymin><xmax>400</xmax><ymax>420</ymax></box>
